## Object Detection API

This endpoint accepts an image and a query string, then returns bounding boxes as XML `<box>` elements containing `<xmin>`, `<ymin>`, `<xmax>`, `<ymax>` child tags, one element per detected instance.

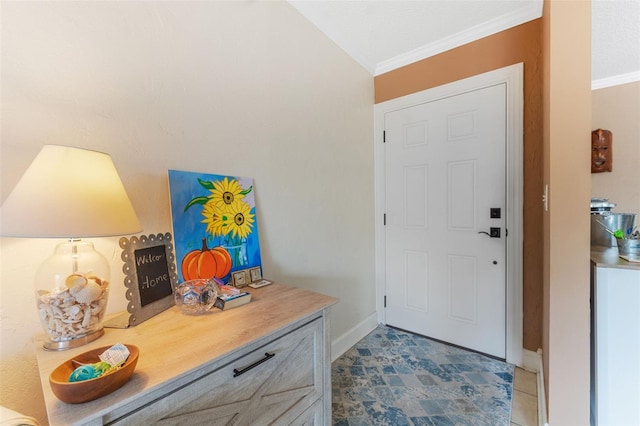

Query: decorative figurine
<box><xmin>591</xmin><ymin>128</ymin><xmax>612</xmax><ymax>173</ymax></box>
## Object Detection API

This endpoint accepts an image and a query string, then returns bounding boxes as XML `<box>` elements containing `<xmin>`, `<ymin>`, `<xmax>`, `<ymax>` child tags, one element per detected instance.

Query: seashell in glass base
<box><xmin>35</xmin><ymin>240</ymin><xmax>110</xmax><ymax>350</ymax></box>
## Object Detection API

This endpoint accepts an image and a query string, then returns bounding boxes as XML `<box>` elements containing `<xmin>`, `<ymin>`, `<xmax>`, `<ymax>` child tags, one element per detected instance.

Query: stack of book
<box><xmin>215</xmin><ymin>285</ymin><xmax>251</xmax><ymax>310</ymax></box>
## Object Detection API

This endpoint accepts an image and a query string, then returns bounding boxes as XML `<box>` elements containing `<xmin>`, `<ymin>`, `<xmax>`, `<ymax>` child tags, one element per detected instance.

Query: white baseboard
<box><xmin>536</xmin><ymin>348</ymin><xmax>548</xmax><ymax>426</ymax></box>
<box><xmin>521</xmin><ymin>348</ymin><xmax>548</xmax><ymax>426</ymax></box>
<box><xmin>331</xmin><ymin>313</ymin><xmax>378</xmax><ymax>362</ymax></box>
<box><xmin>521</xmin><ymin>348</ymin><xmax>540</xmax><ymax>372</ymax></box>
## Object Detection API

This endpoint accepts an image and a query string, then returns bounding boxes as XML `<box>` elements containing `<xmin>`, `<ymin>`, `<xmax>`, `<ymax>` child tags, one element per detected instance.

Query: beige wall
<box><xmin>542</xmin><ymin>0</ymin><xmax>592</xmax><ymax>424</ymax></box>
<box><xmin>591</xmin><ymin>81</ymin><xmax>640</xmax><ymax>213</ymax></box>
<box><xmin>0</xmin><ymin>2</ymin><xmax>374</xmax><ymax>423</ymax></box>
<box><xmin>375</xmin><ymin>20</ymin><xmax>544</xmax><ymax>352</ymax></box>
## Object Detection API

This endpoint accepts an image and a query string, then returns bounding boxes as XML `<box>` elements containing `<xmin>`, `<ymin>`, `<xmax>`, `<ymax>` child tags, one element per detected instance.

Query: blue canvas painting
<box><xmin>168</xmin><ymin>170</ymin><xmax>262</xmax><ymax>284</ymax></box>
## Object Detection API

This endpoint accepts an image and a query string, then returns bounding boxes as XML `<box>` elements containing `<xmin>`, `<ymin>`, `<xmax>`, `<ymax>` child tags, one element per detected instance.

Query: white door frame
<box><xmin>374</xmin><ymin>63</ymin><xmax>523</xmax><ymax>365</ymax></box>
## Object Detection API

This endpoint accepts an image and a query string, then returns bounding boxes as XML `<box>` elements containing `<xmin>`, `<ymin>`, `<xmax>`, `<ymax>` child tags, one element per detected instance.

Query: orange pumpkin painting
<box><xmin>181</xmin><ymin>238</ymin><xmax>232</xmax><ymax>281</ymax></box>
<box><xmin>169</xmin><ymin>171</ymin><xmax>263</xmax><ymax>284</ymax></box>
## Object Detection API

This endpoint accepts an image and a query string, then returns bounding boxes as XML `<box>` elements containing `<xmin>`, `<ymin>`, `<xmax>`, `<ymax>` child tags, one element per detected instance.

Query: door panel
<box><xmin>385</xmin><ymin>83</ymin><xmax>506</xmax><ymax>358</ymax></box>
<box><xmin>448</xmin><ymin>160</ymin><xmax>476</xmax><ymax>230</ymax></box>
<box><xmin>405</xmin><ymin>250</ymin><xmax>428</xmax><ymax>311</ymax></box>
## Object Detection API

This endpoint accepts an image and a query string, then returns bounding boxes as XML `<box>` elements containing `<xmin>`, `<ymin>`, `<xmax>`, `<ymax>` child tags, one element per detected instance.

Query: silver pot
<box><xmin>590</xmin><ymin>197</ymin><xmax>616</xmax><ymax>213</ymax></box>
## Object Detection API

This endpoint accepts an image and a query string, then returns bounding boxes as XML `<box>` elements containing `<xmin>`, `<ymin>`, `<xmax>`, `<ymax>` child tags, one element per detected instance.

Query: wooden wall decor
<box><xmin>591</xmin><ymin>128</ymin><xmax>613</xmax><ymax>173</ymax></box>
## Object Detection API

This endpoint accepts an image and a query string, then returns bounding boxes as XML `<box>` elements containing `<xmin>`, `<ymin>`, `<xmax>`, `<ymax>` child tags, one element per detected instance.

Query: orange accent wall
<box><xmin>374</xmin><ymin>20</ymin><xmax>544</xmax><ymax>352</ymax></box>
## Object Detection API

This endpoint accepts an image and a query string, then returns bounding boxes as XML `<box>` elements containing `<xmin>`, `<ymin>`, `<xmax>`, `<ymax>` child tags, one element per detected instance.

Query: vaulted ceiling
<box><xmin>289</xmin><ymin>0</ymin><xmax>640</xmax><ymax>89</ymax></box>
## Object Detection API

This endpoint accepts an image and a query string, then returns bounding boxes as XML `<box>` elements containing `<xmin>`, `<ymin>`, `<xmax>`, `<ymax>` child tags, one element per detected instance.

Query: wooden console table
<box><xmin>35</xmin><ymin>283</ymin><xmax>337</xmax><ymax>425</ymax></box>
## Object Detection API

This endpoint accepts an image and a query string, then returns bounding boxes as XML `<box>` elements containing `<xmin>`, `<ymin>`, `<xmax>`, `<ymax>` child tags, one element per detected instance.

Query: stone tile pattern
<box><xmin>332</xmin><ymin>326</ymin><xmax>514</xmax><ymax>426</ymax></box>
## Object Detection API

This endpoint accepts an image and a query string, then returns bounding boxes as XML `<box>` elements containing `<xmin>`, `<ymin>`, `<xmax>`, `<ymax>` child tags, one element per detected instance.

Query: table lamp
<box><xmin>1</xmin><ymin>145</ymin><xmax>142</xmax><ymax>350</ymax></box>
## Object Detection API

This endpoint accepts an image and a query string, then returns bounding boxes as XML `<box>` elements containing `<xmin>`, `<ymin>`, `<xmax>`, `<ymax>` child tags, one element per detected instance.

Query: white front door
<box><xmin>384</xmin><ymin>82</ymin><xmax>508</xmax><ymax>359</ymax></box>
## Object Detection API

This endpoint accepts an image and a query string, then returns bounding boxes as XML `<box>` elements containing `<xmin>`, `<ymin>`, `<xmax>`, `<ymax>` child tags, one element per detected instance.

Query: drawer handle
<box><xmin>233</xmin><ymin>352</ymin><xmax>275</xmax><ymax>377</ymax></box>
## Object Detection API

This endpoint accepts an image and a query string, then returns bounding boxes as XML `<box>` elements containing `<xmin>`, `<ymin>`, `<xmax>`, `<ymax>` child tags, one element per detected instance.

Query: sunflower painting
<box><xmin>168</xmin><ymin>170</ymin><xmax>262</xmax><ymax>283</ymax></box>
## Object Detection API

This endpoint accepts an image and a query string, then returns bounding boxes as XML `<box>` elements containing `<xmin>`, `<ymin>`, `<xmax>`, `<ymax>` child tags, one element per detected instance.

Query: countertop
<box><xmin>591</xmin><ymin>246</ymin><xmax>640</xmax><ymax>271</ymax></box>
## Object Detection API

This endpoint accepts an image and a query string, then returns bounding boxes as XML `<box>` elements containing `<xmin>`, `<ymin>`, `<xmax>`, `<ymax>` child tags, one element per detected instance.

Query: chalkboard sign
<box><xmin>120</xmin><ymin>233</ymin><xmax>178</xmax><ymax>327</ymax></box>
<box><xmin>135</xmin><ymin>244</ymin><xmax>173</xmax><ymax>306</ymax></box>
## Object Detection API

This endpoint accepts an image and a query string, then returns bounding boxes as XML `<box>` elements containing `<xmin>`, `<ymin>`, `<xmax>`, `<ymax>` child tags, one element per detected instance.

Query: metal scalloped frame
<box><xmin>120</xmin><ymin>233</ymin><xmax>179</xmax><ymax>327</ymax></box>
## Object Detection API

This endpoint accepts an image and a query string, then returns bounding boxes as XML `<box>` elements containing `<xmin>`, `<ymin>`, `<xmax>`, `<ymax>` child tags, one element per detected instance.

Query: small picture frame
<box><xmin>232</xmin><ymin>270</ymin><xmax>248</xmax><ymax>288</ymax></box>
<box><xmin>249</xmin><ymin>266</ymin><xmax>262</xmax><ymax>282</ymax></box>
<box><xmin>119</xmin><ymin>233</ymin><xmax>178</xmax><ymax>327</ymax></box>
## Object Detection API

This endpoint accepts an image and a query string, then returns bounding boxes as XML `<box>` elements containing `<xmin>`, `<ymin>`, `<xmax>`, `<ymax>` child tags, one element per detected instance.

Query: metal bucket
<box><xmin>616</xmin><ymin>238</ymin><xmax>640</xmax><ymax>256</ymax></box>
<box><xmin>590</xmin><ymin>212</ymin><xmax>637</xmax><ymax>247</ymax></box>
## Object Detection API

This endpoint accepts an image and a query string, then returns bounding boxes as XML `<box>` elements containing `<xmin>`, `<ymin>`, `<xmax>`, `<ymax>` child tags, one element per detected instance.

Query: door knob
<box><xmin>478</xmin><ymin>227</ymin><xmax>501</xmax><ymax>238</ymax></box>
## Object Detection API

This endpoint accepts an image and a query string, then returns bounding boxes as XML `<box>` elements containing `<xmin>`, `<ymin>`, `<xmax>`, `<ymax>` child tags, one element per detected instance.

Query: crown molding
<box><xmin>374</xmin><ymin>1</ymin><xmax>543</xmax><ymax>76</ymax></box>
<box><xmin>592</xmin><ymin>71</ymin><xmax>640</xmax><ymax>90</ymax></box>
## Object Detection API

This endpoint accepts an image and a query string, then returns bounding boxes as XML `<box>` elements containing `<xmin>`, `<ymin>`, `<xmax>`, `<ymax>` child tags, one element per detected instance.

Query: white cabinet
<box><xmin>35</xmin><ymin>283</ymin><xmax>336</xmax><ymax>426</ymax></box>
<box><xmin>591</xmin><ymin>250</ymin><xmax>640</xmax><ymax>426</ymax></box>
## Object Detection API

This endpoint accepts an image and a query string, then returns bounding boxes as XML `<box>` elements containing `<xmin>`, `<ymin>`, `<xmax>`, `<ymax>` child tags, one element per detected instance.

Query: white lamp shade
<box><xmin>1</xmin><ymin>145</ymin><xmax>142</xmax><ymax>238</ymax></box>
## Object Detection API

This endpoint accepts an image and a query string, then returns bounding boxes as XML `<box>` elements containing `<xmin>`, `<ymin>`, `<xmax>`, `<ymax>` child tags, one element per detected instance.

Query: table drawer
<box><xmin>109</xmin><ymin>318</ymin><xmax>324</xmax><ymax>425</ymax></box>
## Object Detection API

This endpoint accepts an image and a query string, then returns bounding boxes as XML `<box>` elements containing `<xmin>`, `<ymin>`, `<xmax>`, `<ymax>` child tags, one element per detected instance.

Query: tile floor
<box><xmin>510</xmin><ymin>367</ymin><xmax>538</xmax><ymax>426</ymax></box>
<box><xmin>331</xmin><ymin>325</ymin><xmax>525</xmax><ymax>425</ymax></box>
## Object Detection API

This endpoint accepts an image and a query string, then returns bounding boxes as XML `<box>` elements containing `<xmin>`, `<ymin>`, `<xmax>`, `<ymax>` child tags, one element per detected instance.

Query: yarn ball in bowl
<box><xmin>49</xmin><ymin>344</ymin><xmax>139</xmax><ymax>404</ymax></box>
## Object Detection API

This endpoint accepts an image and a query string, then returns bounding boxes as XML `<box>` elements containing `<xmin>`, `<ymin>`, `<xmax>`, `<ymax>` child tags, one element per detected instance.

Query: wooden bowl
<box><xmin>49</xmin><ymin>344</ymin><xmax>139</xmax><ymax>404</ymax></box>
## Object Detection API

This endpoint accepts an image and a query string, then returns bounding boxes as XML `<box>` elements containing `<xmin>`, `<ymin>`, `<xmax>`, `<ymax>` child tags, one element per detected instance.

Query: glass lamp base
<box><xmin>36</xmin><ymin>240</ymin><xmax>111</xmax><ymax>351</ymax></box>
<box><xmin>43</xmin><ymin>328</ymin><xmax>104</xmax><ymax>351</ymax></box>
